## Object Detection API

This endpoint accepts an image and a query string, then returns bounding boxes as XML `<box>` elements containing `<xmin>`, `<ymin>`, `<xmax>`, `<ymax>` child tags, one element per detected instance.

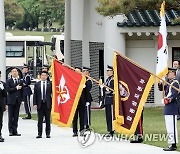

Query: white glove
<box><xmin>0</xmin><ymin>82</ymin><xmax>4</xmax><ymax>90</ymax></box>
<box><xmin>100</xmin><ymin>85</ymin><xmax>104</xmax><ymax>89</ymax></box>
<box><xmin>86</xmin><ymin>102</ymin><xmax>90</xmax><ymax>106</ymax></box>
<box><xmin>106</xmin><ymin>88</ymin><xmax>109</xmax><ymax>92</ymax></box>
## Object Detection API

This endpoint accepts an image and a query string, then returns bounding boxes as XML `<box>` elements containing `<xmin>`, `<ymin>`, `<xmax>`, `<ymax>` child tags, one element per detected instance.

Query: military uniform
<box><xmin>72</xmin><ymin>67</ymin><xmax>86</xmax><ymax>136</ymax></box>
<box><xmin>84</xmin><ymin>78</ymin><xmax>93</xmax><ymax>129</ymax></box>
<box><xmin>158</xmin><ymin>68</ymin><xmax>179</xmax><ymax>151</ymax></box>
<box><xmin>22</xmin><ymin>72</ymin><xmax>32</xmax><ymax>119</ymax></box>
<box><xmin>104</xmin><ymin>65</ymin><xmax>114</xmax><ymax>135</ymax></box>
<box><xmin>0</xmin><ymin>71</ymin><xmax>7</xmax><ymax>142</ymax></box>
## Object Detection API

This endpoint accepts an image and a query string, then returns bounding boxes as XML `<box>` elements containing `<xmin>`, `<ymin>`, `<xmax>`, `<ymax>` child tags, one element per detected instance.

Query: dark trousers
<box><xmin>37</xmin><ymin>102</ymin><xmax>51</xmax><ymax>136</ymax></box>
<box><xmin>8</xmin><ymin>102</ymin><xmax>20</xmax><ymax>134</ymax></box>
<box><xmin>0</xmin><ymin>108</ymin><xmax>3</xmax><ymax>136</ymax></box>
<box><xmin>24</xmin><ymin>95</ymin><xmax>31</xmax><ymax>115</ymax></box>
<box><xmin>134</xmin><ymin>114</ymin><xmax>143</xmax><ymax>136</ymax></box>
<box><xmin>84</xmin><ymin>102</ymin><xmax>91</xmax><ymax>128</ymax></box>
<box><xmin>105</xmin><ymin>104</ymin><xmax>113</xmax><ymax>132</ymax></box>
<box><xmin>73</xmin><ymin>103</ymin><xmax>85</xmax><ymax>133</ymax></box>
<box><xmin>177</xmin><ymin>94</ymin><xmax>180</xmax><ymax>116</ymax></box>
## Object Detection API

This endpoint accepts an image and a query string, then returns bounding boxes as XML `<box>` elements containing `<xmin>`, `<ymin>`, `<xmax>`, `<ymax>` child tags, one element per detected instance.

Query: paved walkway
<box><xmin>0</xmin><ymin>110</ymin><xmax>180</xmax><ymax>154</ymax></box>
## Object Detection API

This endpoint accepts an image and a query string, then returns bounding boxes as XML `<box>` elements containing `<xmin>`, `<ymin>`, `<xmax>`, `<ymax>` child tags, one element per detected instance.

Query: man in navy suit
<box><xmin>33</xmin><ymin>71</ymin><xmax>52</xmax><ymax>138</ymax></box>
<box><xmin>0</xmin><ymin>71</ymin><xmax>7</xmax><ymax>142</ymax></box>
<box><xmin>22</xmin><ymin>64</ymin><xmax>32</xmax><ymax>119</ymax></box>
<box><xmin>159</xmin><ymin>68</ymin><xmax>179</xmax><ymax>151</ymax></box>
<box><xmin>7</xmin><ymin>68</ymin><xmax>23</xmax><ymax>136</ymax></box>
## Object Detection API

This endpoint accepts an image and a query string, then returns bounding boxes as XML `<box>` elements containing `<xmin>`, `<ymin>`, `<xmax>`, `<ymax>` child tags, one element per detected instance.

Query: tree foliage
<box><xmin>5</xmin><ymin>0</ymin><xmax>65</xmax><ymax>29</ymax></box>
<box><xmin>96</xmin><ymin>0</ymin><xmax>180</xmax><ymax>17</ymax></box>
<box><xmin>4</xmin><ymin>0</ymin><xmax>24</xmax><ymax>26</ymax></box>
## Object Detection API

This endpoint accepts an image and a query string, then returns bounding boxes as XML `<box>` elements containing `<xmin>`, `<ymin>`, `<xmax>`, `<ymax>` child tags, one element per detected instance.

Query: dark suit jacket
<box><xmin>22</xmin><ymin>73</ymin><xmax>32</xmax><ymax>101</ymax></box>
<box><xmin>0</xmin><ymin>82</ymin><xmax>7</xmax><ymax>111</ymax></box>
<box><xmin>104</xmin><ymin>76</ymin><xmax>114</xmax><ymax>105</ymax></box>
<box><xmin>33</xmin><ymin>80</ymin><xmax>52</xmax><ymax>110</ymax></box>
<box><xmin>85</xmin><ymin>79</ymin><xmax>93</xmax><ymax>102</ymax></box>
<box><xmin>7</xmin><ymin>78</ymin><xmax>23</xmax><ymax>105</ymax></box>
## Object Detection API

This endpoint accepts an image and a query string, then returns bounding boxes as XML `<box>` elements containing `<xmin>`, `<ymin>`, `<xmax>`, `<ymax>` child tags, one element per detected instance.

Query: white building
<box><xmin>64</xmin><ymin>0</ymin><xmax>180</xmax><ymax>105</ymax></box>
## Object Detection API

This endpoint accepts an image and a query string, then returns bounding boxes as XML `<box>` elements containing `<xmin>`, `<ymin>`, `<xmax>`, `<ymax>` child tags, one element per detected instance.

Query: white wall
<box><xmin>71</xmin><ymin>0</ymin><xmax>84</xmax><ymax>40</ymax></box>
<box><xmin>89</xmin><ymin>0</ymin><xmax>105</xmax><ymax>42</ymax></box>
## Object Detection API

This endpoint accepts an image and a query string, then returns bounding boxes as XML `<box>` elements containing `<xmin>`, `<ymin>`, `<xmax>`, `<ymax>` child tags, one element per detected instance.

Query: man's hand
<box><xmin>34</xmin><ymin>105</ymin><xmax>37</xmax><ymax>109</ymax></box>
<box><xmin>0</xmin><ymin>82</ymin><xmax>4</xmax><ymax>90</ymax></box>
<box><xmin>16</xmin><ymin>85</ymin><xmax>22</xmax><ymax>90</ymax></box>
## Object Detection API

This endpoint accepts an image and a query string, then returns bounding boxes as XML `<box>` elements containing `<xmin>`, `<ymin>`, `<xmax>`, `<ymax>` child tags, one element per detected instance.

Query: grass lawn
<box><xmin>21</xmin><ymin>107</ymin><xmax>180</xmax><ymax>151</ymax></box>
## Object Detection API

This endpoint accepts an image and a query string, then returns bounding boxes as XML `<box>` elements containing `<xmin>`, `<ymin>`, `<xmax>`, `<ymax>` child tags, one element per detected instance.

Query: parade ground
<box><xmin>0</xmin><ymin>109</ymin><xmax>179</xmax><ymax>154</ymax></box>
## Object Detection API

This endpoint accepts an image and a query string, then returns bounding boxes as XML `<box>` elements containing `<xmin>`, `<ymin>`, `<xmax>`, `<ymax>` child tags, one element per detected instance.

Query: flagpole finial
<box><xmin>160</xmin><ymin>1</ymin><xmax>165</xmax><ymax>17</ymax></box>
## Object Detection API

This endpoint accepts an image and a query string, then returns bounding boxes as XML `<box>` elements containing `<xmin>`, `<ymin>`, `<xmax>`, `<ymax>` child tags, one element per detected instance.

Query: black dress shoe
<box><xmin>13</xmin><ymin>133</ymin><xmax>21</xmax><ymax>136</ymax></box>
<box><xmin>130</xmin><ymin>138</ymin><xmax>143</xmax><ymax>143</ymax></box>
<box><xmin>72</xmin><ymin>133</ymin><xmax>78</xmax><ymax>137</ymax></box>
<box><xmin>0</xmin><ymin>136</ymin><xmax>4</xmax><ymax>141</ymax></box>
<box><xmin>9</xmin><ymin>133</ymin><xmax>13</xmax><ymax>136</ymax></box>
<box><xmin>36</xmin><ymin>135</ymin><xmax>42</xmax><ymax>139</ymax></box>
<box><xmin>177</xmin><ymin>115</ymin><xmax>180</xmax><ymax>120</ymax></box>
<box><xmin>163</xmin><ymin>146</ymin><xmax>177</xmax><ymax>151</ymax></box>
<box><xmin>22</xmin><ymin>116</ymin><xmax>31</xmax><ymax>120</ymax></box>
<box><xmin>0</xmin><ymin>138</ymin><xmax>4</xmax><ymax>142</ymax></box>
<box><xmin>46</xmin><ymin>135</ymin><xmax>51</xmax><ymax>138</ymax></box>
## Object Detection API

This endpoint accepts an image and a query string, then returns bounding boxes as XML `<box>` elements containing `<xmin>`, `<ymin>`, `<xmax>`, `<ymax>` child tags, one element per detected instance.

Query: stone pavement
<box><xmin>0</xmin><ymin>110</ymin><xmax>180</xmax><ymax>154</ymax></box>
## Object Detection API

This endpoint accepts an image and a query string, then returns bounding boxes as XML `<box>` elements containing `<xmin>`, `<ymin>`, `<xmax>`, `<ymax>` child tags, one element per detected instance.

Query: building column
<box><xmin>0</xmin><ymin>0</ymin><xmax>6</xmax><ymax>81</ymax></box>
<box><xmin>64</xmin><ymin>0</ymin><xmax>71</xmax><ymax>65</ymax></box>
<box><xmin>104</xmin><ymin>15</ymin><xmax>126</xmax><ymax>77</ymax></box>
<box><xmin>82</xmin><ymin>0</ymin><xmax>90</xmax><ymax>67</ymax></box>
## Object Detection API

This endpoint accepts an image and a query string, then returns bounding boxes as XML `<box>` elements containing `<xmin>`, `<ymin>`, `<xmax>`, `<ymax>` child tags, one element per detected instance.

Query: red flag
<box><xmin>51</xmin><ymin>60</ymin><xmax>86</xmax><ymax>127</ymax></box>
<box><xmin>113</xmin><ymin>52</ymin><xmax>154</xmax><ymax>135</ymax></box>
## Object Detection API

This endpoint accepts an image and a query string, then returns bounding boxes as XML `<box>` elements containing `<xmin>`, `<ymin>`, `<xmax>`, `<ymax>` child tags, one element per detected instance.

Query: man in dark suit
<box><xmin>7</xmin><ymin>68</ymin><xmax>23</xmax><ymax>136</ymax></box>
<box><xmin>173</xmin><ymin>61</ymin><xmax>180</xmax><ymax>120</ymax></box>
<box><xmin>104</xmin><ymin>65</ymin><xmax>114</xmax><ymax>136</ymax></box>
<box><xmin>159</xmin><ymin>68</ymin><xmax>179</xmax><ymax>151</ymax></box>
<box><xmin>82</xmin><ymin>67</ymin><xmax>93</xmax><ymax>129</ymax></box>
<box><xmin>33</xmin><ymin>71</ymin><xmax>52</xmax><ymax>138</ymax></box>
<box><xmin>0</xmin><ymin>71</ymin><xmax>7</xmax><ymax>142</ymax></box>
<box><xmin>22</xmin><ymin>64</ymin><xmax>32</xmax><ymax>119</ymax></box>
<box><xmin>72</xmin><ymin>67</ymin><xmax>86</xmax><ymax>137</ymax></box>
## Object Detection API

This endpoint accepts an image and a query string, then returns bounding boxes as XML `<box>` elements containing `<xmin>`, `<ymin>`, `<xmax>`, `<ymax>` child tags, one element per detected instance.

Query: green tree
<box><xmin>4</xmin><ymin>0</ymin><xmax>24</xmax><ymax>26</ymax></box>
<box><xmin>17</xmin><ymin>0</ymin><xmax>64</xmax><ymax>29</ymax></box>
<box><xmin>96</xmin><ymin>0</ymin><xmax>180</xmax><ymax>17</ymax></box>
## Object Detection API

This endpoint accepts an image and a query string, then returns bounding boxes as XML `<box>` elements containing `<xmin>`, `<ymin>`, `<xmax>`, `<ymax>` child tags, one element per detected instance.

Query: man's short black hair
<box><xmin>75</xmin><ymin>67</ymin><xmax>82</xmax><ymax>72</ymax></box>
<box><xmin>40</xmin><ymin>71</ymin><xmax>48</xmax><ymax>75</ymax></box>
<box><xmin>11</xmin><ymin>67</ymin><xmax>18</xmax><ymax>71</ymax></box>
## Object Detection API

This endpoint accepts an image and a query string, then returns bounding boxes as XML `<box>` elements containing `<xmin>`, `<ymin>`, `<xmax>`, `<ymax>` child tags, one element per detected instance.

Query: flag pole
<box><xmin>114</xmin><ymin>51</ymin><xmax>180</xmax><ymax>93</ymax></box>
<box><xmin>46</xmin><ymin>54</ymin><xmax>114</xmax><ymax>92</ymax></box>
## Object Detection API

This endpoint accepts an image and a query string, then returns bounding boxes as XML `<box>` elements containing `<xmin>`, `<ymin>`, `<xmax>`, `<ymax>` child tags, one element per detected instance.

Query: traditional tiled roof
<box><xmin>117</xmin><ymin>10</ymin><xmax>180</xmax><ymax>27</ymax></box>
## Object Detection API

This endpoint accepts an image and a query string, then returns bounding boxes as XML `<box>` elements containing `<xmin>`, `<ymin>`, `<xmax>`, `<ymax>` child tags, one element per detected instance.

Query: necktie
<box><xmin>43</xmin><ymin>81</ymin><xmax>46</xmax><ymax>103</ymax></box>
<box><xmin>15</xmin><ymin>79</ymin><xmax>18</xmax><ymax>85</ymax></box>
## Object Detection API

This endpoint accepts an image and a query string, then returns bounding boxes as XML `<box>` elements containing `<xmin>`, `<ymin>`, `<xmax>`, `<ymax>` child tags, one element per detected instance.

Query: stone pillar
<box><xmin>0</xmin><ymin>0</ymin><xmax>6</xmax><ymax>81</ymax></box>
<box><xmin>64</xmin><ymin>0</ymin><xmax>71</xmax><ymax>65</ymax></box>
<box><xmin>104</xmin><ymin>15</ymin><xmax>126</xmax><ymax>77</ymax></box>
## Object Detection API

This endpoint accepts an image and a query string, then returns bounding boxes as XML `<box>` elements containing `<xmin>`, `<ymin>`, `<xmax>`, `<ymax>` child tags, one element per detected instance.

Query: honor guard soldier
<box><xmin>72</xmin><ymin>67</ymin><xmax>86</xmax><ymax>137</ymax></box>
<box><xmin>82</xmin><ymin>66</ymin><xmax>93</xmax><ymax>129</ymax></box>
<box><xmin>22</xmin><ymin>64</ymin><xmax>32</xmax><ymax>119</ymax></box>
<box><xmin>7</xmin><ymin>68</ymin><xmax>23</xmax><ymax>136</ymax></box>
<box><xmin>104</xmin><ymin>65</ymin><xmax>114</xmax><ymax>136</ymax></box>
<box><xmin>0</xmin><ymin>71</ymin><xmax>7</xmax><ymax>142</ymax></box>
<box><xmin>158</xmin><ymin>68</ymin><xmax>179</xmax><ymax>151</ymax></box>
